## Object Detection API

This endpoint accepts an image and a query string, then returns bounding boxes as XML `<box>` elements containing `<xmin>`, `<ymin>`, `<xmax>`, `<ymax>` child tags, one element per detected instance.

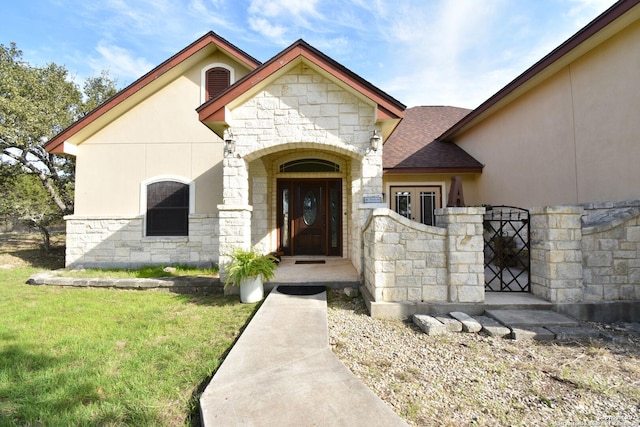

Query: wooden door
<box><xmin>278</xmin><ymin>179</ymin><xmax>341</xmax><ymax>256</ymax></box>
<box><xmin>294</xmin><ymin>181</ymin><xmax>325</xmax><ymax>255</ymax></box>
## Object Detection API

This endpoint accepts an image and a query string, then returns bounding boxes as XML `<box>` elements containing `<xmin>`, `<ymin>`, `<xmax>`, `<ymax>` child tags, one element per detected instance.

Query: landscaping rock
<box><xmin>449</xmin><ymin>312</ymin><xmax>482</xmax><ymax>333</ymax></box>
<box><xmin>474</xmin><ymin>315</ymin><xmax>511</xmax><ymax>338</ymax></box>
<box><xmin>434</xmin><ymin>315</ymin><xmax>463</xmax><ymax>332</ymax></box>
<box><xmin>343</xmin><ymin>287</ymin><xmax>359</xmax><ymax>298</ymax></box>
<box><xmin>413</xmin><ymin>315</ymin><xmax>447</xmax><ymax>335</ymax></box>
<box><xmin>511</xmin><ymin>327</ymin><xmax>555</xmax><ymax>341</ymax></box>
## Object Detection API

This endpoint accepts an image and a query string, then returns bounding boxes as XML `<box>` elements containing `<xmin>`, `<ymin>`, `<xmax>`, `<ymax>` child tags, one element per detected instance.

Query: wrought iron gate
<box><xmin>484</xmin><ymin>206</ymin><xmax>530</xmax><ymax>292</ymax></box>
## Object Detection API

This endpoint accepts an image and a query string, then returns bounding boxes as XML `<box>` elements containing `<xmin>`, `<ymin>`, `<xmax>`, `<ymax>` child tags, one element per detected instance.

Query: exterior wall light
<box><xmin>224</xmin><ymin>128</ymin><xmax>236</xmax><ymax>156</ymax></box>
<box><xmin>370</xmin><ymin>130</ymin><xmax>382</xmax><ymax>152</ymax></box>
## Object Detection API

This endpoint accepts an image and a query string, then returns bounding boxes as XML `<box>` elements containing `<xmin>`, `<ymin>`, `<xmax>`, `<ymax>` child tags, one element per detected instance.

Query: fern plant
<box><xmin>224</xmin><ymin>247</ymin><xmax>278</xmax><ymax>288</ymax></box>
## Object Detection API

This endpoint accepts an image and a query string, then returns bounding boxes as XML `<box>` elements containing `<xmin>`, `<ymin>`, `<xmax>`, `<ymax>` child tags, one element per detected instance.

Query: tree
<box><xmin>0</xmin><ymin>43</ymin><xmax>117</xmax><ymax>248</ymax></box>
<box><xmin>0</xmin><ymin>170</ymin><xmax>61</xmax><ymax>250</ymax></box>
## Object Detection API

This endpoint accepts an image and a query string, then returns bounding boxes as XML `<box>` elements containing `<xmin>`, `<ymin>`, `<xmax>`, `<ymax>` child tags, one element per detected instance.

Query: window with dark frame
<box><xmin>146</xmin><ymin>181</ymin><xmax>189</xmax><ymax>236</ymax></box>
<box><xmin>205</xmin><ymin>67</ymin><xmax>230</xmax><ymax>100</ymax></box>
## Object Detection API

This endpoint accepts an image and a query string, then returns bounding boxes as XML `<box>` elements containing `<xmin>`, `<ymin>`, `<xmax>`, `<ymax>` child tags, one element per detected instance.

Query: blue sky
<box><xmin>1</xmin><ymin>0</ymin><xmax>617</xmax><ymax>109</ymax></box>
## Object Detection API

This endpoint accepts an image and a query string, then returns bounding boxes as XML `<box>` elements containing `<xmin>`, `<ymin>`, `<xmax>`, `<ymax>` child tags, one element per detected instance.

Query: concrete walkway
<box><xmin>199</xmin><ymin>286</ymin><xmax>407</xmax><ymax>427</ymax></box>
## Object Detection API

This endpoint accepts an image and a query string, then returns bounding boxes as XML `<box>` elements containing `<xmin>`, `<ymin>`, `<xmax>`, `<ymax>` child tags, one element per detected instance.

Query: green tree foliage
<box><xmin>0</xmin><ymin>42</ymin><xmax>117</xmax><ymax>248</ymax></box>
<box><xmin>0</xmin><ymin>168</ymin><xmax>60</xmax><ymax>250</ymax></box>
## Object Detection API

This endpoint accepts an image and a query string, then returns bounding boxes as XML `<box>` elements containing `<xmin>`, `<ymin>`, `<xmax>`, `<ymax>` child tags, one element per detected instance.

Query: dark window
<box><xmin>146</xmin><ymin>181</ymin><xmax>189</xmax><ymax>236</ymax></box>
<box><xmin>280</xmin><ymin>159</ymin><xmax>340</xmax><ymax>173</ymax></box>
<box><xmin>206</xmin><ymin>67</ymin><xmax>230</xmax><ymax>100</ymax></box>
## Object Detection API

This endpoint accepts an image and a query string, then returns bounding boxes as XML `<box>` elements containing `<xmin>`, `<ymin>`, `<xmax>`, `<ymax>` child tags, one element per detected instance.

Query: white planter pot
<box><xmin>239</xmin><ymin>275</ymin><xmax>264</xmax><ymax>303</ymax></box>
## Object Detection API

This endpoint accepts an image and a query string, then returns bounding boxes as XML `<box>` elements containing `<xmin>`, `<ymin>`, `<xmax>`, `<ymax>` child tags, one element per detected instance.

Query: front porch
<box><xmin>267</xmin><ymin>256</ymin><xmax>360</xmax><ymax>290</ymax></box>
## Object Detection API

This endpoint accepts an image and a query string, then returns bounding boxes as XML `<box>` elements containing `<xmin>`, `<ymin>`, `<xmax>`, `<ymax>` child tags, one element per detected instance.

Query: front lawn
<box><xmin>0</xmin><ymin>234</ymin><xmax>256</xmax><ymax>426</ymax></box>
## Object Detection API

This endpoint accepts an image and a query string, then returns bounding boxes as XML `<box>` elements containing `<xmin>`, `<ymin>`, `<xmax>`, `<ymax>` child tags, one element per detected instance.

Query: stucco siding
<box><xmin>571</xmin><ymin>20</ymin><xmax>640</xmax><ymax>203</ymax></box>
<box><xmin>455</xmin><ymin>71</ymin><xmax>578</xmax><ymax>208</ymax></box>
<box><xmin>73</xmin><ymin>55</ymin><xmax>237</xmax><ymax>215</ymax></box>
<box><xmin>454</xmin><ymin>19</ymin><xmax>640</xmax><ymax>208</ymax></box>
<box><xmin>75</xmin><ymin>144</ymin><xmax>146</xmax><ymax>215</ymax></box>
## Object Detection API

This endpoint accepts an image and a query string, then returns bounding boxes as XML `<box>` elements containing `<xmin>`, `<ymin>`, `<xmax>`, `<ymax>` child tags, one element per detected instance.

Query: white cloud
<box><xmin>248</xmin><ymin>0</ymin><xmax>319</xmax><ymax>18</ymax></box>
<box><xmin>246</xmin><ymin>0</ymin><xmax>322</xmax><ymax>43</ymax></box>
<box><xmin>369</xmin><ymin>0</ymin><xmax>617</xmax><ymax>108</ymax></box>
<box><xmin>248</xmin><ymin>17</ymin><xmax>288</xmax><ymax>43</ymax></box>
<box><xmin>567</xmin><ymin>0</ymin><xmax>617</xmax><ymax>24</ymax></box>
<box><xmin>89</xmin><ymin>41</ymin><xmax>155</xmax><ymax>82</ymax></box>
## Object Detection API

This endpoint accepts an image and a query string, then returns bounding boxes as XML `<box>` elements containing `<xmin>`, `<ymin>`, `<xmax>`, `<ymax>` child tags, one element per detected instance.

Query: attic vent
<box><xmin>206</xmin><ymin>67</ymin><xmax>230</xmax><ymax>100</ymax></box>
<box><xmin>280</xmin><ymin>159</ymin><xmax>340</xmax><ymax>173</ymax></box>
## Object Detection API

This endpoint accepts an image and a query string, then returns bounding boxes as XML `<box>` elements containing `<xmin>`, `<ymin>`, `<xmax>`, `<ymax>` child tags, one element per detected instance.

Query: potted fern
<box><xmin>224</xmin><ymin>247</ymin><xmax>278</xmax><ymax>303</ymax></box>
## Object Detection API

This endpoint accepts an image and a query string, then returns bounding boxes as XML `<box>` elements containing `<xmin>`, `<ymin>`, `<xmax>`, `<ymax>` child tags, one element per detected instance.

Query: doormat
<box><xmin>295</xmin><ymin>260</ymin><xmax>326</xmax><ymax>265</ymax></box>
<box><xmin>277</xmin><ymin>285</ymin><xmax>326</xmax><ymax>296</ymax></box>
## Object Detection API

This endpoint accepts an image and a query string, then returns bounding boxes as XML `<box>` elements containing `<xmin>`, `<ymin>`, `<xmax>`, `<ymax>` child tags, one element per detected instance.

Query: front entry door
<box><xmin>295</xmin><ymin>181</ymin><xmax>325</xmax><ymax>255</ymax></box>
<box><xmin>278</xmin><ymin>179</ymin><xmax>341</xmax><ymax>256</ymax></box>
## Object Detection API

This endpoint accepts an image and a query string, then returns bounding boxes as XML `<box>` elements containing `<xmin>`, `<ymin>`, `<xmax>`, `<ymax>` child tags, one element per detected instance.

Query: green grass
<box><xmin>0</xmin><ymin>265</ymin><xmax>256</xmax><ymax>426</ymax></box>
<box><xmin>57</xmin><ymin>265</ymin><xmax>219</xmax><ymax>279</ymax></box>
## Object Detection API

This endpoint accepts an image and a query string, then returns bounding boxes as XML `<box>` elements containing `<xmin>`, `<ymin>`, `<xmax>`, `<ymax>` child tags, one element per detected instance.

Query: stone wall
<box><xmin>65</xmin><ymin>214</ymin><xmax>219</xmax><ymax>269</ymax></box>
<box><xmin>581</xmin><ymin>201</ymin><xmax>640</xmax><ymax>301</ymax></box>
<box><xmin>530</xmin><ymin>206</ymin><xmax>584</xmax><ymax>302</ymax></box>
<box><xmin>362</xmin><ymin>207</ymin><xmax>484</xmax><ymax>303</ymax></box>
<box><xmin>530</xmin><ymin>201</ymin><xmax>640</xmax><ymax>303</ymax></box>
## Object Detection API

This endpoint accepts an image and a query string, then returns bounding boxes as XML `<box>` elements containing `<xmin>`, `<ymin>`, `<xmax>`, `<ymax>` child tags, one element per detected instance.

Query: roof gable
<box><xmin>197</xmin><ymin>39</ymin><xmax>405</xmax><ymax>139</ymax></box>
<box><xmin>46</xmin><ymin>31</ymin><xmax>261</xmax><ymax>154</ymax></box>
<box><xmin>439</xmin><ymin>0</ymin><xmax>640</xmax><ymax>141</ymax></box>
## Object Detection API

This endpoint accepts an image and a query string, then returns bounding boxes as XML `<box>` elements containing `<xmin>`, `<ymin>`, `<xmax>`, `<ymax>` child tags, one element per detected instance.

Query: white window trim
<box><xmin>140</xmin><ymin>176</ymin><xmax>195</xmax><ymax>237</ymax></box>
<box><xmin>200</xmin><ymin>63</ymin><xmax>235</xmax><ymax>104</ymax></box>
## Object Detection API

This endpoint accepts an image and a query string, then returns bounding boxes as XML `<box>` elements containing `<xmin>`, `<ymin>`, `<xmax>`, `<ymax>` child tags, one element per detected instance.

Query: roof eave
<box><xmin>383</xmin><ymin>166</ymin><xmax>484</xmax><ymax>174</ymax></box>
<box><xmin>45</xmin><ymin>31</ymin><xmax>261</xmax><ymax>154</ymax></box>
<box><xmin>198</xmin><ymin>40</ymin><xmax>406</xmax><ymax>136</ymax></box>
<box><xmin>439</xmin><ymin>0</ymin><xmax>640</xmax><ymax>141</ymax></box>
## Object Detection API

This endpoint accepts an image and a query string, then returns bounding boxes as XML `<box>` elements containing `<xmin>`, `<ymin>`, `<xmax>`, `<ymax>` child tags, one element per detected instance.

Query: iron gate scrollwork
<box><xmin>484</xmin><ymin>206</ymin><xmax>530</xmax><ymax>292</ymax></box>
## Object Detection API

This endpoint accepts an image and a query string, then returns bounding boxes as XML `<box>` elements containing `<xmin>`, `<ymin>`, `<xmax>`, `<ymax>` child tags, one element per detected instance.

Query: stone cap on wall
<box><xmin>364</xmin><ymin>208</ymin><xmax>447</xmax><ymax>234</ymax></box>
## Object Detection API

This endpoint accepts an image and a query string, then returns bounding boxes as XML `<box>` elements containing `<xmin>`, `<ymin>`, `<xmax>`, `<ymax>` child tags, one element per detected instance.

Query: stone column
<box><xmin>530</xmin><ymin>206</ymin><xmax>584</xmax><ymax>302</ymax></box>
<box><xmin>218</xmin><ymin>156</ymin><xmax>252</xmax><ymax>280</ymax></box>
<box><xmin>436</xmin><ymin>207</ymin><xmax>486</xmax><ymax>303</ymax></box>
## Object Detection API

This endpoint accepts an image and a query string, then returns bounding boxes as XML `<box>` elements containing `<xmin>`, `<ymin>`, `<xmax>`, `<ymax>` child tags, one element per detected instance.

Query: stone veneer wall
<box><xmin>581</xmin><ymin>201</ymin><xmax>640</xmax><ymax>301</ymax></box>
<box><xmin>65</xmin><ymin>214</ymin><xmax>219</xmax><ymax>269</ymax></box>
<box><xmin>218</xmin><ymin>63</ymin><xmax>381</xmax><ymax>272</ymax></box>
<box><xmin>530</xmin><ymin>201</ymin><xmax>640</xmax><ymax>303</ymax></box>
<box><xmin>362</xmin><ymin>207</ymin><xmax>485</xmax><ymax>303</ymax></box>
<box><xmin>530</xmin><ymin>206</ymin><xmax>584</xmax><ymax>302</ymax></box>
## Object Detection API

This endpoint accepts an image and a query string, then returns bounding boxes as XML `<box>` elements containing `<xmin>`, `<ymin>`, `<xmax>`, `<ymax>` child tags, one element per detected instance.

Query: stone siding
<box><xmin>581</xmin><ymin>201</ymin><xmax>640</xmax><ymax>301</ymax></box>
<box><xmin>530</xmin><ymin>206</ymin><xmax>584</xmax><ymax>302</ymax></box>
<box><xmin>65</xmin><ymin>214</ymin><xmax>219</xmax><ymax>269</ymax></box>
<box><xmin>217</xmin><ymin>63</ymin><xmax>382</xmax><ymax>271</ymax></box>
<box><xmin>530</xmin><ymin>200</ymin><xmax>640</xmax><ymax>303</ymax></box>
<box><xmin>363</xmin><ymin>207</ymin><xmax>485</xmax><ymax>303</ymax></box>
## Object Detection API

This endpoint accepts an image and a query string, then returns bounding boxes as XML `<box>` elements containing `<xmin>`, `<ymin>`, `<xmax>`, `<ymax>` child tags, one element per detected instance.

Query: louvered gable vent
<box><xmin>206</xmin><ymin>68</ymin><xmax>230</xmax><ymax>100</ymax></box>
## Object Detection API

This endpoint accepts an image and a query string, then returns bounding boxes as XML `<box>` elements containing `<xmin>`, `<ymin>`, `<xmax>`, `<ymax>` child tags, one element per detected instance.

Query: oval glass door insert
<box><xmin>303</xmin><ymin>191</ymin><xmax>317</xmax><ymax>225</ymax></box>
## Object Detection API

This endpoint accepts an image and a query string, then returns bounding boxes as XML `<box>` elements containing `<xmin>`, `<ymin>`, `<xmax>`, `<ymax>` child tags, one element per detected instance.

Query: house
<box><xmin>46</xmin><ymin>32</ymin><xmax>411</xmax><ymax>271</ymax></box>
<box><xmin>46</xmin><ymin>0</ymin><xmax>640</xmax><ymax>308</ymax></box>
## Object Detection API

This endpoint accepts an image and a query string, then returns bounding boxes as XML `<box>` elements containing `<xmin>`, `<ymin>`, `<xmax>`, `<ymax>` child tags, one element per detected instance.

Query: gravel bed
<box><xmin>326</xmin><ymin>290</ymin><xmax>640</xmax><ymax>427</ymax></box>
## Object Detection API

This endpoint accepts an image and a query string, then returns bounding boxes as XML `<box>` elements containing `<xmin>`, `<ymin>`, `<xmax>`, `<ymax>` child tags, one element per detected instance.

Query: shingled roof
<box><xmin>383</xmin><ymin>106</ymin><xmax>483</xmax><ymax>172</ymax></box>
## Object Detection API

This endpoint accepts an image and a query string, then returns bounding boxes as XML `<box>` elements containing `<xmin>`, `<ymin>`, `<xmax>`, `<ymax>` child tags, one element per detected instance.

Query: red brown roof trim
<box><xmin>438</xmin><ymin>0</ymin><xmax>640</xmax><ymax>141</ymax></box>
<box><xmin>46</xmin><ymin>31</ymin><xmax>261</xmax><ymax>153</ymax></box>
<box><xmin>197</xmin><ymin>39</ymin><xmax>405</xmax><ymax>125</ymax></box>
